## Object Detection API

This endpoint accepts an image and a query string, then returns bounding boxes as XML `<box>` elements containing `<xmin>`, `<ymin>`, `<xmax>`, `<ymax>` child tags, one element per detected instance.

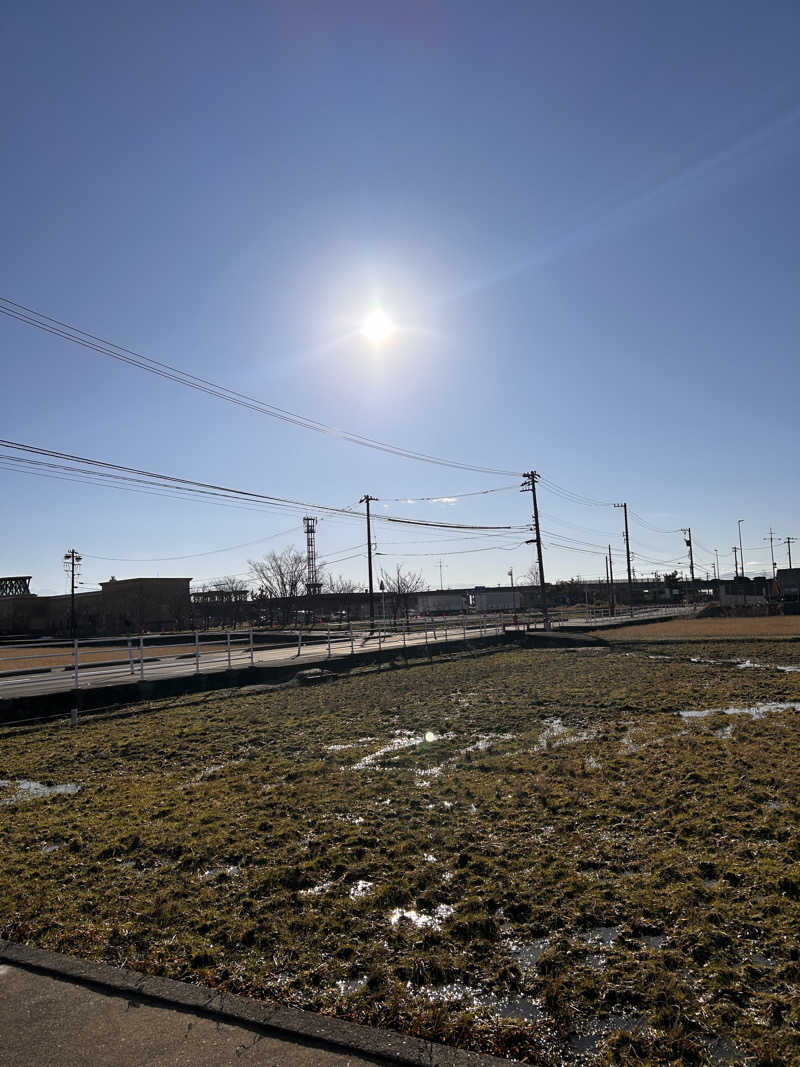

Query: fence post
<box><xmin>139</xmin><ymin>635</ymin><xmax>144</xmax><ymax>681</ymax></box>
<box><xmin>227</xmin><ymin>631</ymin><xmax>232</xmax><ymax>670</ymax></box>
<box><xmin>297</xmin><ymin>629</ymin><xmax>302</xmax><ymax>657</ymax></box>
<box><xmin>327</xmin><ymin>626</ymin><xmax>331</xmax><ymax>658</ymax></box>
<box><xmin>463</xmin><ymin>616</ymin><xmax>467</xmax><ymax>640</ymax></box>
<box><xmin>73</xmin><ymin>638</ymin><xmax>79</xmax><ymax>689</ymax></box>
<box><xmin>349</xmin><ymin>623</ymin><xmax>354</xmax><ymax>655</ymax></box>
<box><xmin>249</xmin><ymin>627</ymin><xmax>254</xmax><ymax>667</ymax></box>
<box><xmin>128</xmin><ymin>638</ymin><xmax>134</xmax><ymax>675</ymax></box>
<box><xmin>402</xmin><ymin>621</ymin><xmax>406</xmax><ymax>649</ymax></box>
<box><xmin>444</xmin><ymin>618</ymin><xmax>448</xmax><ymax>641</ymax></box>
<box><xmin>195</xmin><ymin>631</ymin><xmax>200</xmax><ymax>673</ymax></box>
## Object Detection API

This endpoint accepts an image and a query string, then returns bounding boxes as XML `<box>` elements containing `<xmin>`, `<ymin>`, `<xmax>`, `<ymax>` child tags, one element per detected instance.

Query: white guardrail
<box><xmin>0</xmin><ymin>604</ymin><xmax>693</xmax><ymax>694</ymax></box>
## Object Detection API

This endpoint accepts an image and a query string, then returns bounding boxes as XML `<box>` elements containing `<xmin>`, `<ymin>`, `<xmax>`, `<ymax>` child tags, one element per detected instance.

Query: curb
<box><xmin>0</xmin><ymin>941</ymin><xmax>513</xmax><ymax>1066</ymax></box>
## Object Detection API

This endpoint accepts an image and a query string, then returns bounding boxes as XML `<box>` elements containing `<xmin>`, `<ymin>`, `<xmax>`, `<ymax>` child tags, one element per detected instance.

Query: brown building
<box><xmin>0</xmin><ymin>576</ymin><xmax>191</xmax><ymax>637</ymax></box>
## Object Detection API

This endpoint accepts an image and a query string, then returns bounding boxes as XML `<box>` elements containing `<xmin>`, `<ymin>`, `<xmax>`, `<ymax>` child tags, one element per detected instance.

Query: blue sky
<box><xmin>2</xmin><ymin>2</ymin><xmax>799</xmax><ymax>594</ymax></box>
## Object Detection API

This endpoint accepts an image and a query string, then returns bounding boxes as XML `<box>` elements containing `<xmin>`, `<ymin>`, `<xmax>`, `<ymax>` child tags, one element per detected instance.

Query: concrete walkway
<box><xmin>0</xmin><ymin>964</ymin><xmax>384</xmax><ymax>1066</ymax></box>
<box><xmin>0</xmin><ymin>942</ymin><xmax>508</xmax><ymax>1067</ymax></box>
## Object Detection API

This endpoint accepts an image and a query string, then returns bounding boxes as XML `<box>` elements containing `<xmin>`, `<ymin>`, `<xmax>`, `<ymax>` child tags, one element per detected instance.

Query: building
<box><xmin>0</xmin><ymin>576</ymin><xmax>191</xmax><ymax>636</ymax></box>
<box><xmin>776</xmin><ymin>568</ymin><xmax>800</xmax><ymax>606</ymax></box>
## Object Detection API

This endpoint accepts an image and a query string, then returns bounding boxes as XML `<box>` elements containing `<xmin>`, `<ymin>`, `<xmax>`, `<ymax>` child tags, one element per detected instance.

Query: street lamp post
<box><xmin>738</xmin><ymin>520</ymin><xmax>745</xmax><ymax>578</ymax></box>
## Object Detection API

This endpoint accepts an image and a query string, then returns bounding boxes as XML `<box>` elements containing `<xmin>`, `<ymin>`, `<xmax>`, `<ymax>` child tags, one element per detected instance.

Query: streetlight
<box><xmin>737</xmin><ymin>520</ymin><xmax>745</xmax><ymax>578</ymax></box>
<box><xmin>714</xmin><ymin>549</ymin><xmax>720</xmax><ymax>584</ymax></box>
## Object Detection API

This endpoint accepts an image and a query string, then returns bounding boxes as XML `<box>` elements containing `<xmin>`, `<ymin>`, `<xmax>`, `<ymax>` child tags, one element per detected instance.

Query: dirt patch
<box><xmin>598</xmin><ymin>615</ymin><xmax>800</xmax><ymax>641</ymax></box>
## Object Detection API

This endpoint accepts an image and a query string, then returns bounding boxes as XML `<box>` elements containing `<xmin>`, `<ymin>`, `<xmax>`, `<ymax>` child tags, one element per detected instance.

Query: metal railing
<box><xmin>0</xmin><ymin>604</ymin><xmax>695</xmax><ymax>697</ymax></box>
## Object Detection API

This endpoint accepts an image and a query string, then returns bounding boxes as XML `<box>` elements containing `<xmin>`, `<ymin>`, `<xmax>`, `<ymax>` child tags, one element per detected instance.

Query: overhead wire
<box><xmin>0</xmin><ymin>438</ymin><xmax>528</xmax><ymax>533</ymax></box>
<box><xmin>0</xmin><ymin>296</ymin><xmax>520</xmax><ymax>477</ymax></box>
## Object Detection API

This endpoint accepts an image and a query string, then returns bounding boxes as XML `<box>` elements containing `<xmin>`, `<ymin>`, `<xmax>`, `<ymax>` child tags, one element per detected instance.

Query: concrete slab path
<box><xmin>0</xmin><ymin>942</ymin><xmax>509</xmax><ymax>1067</ymax></box>
<box><xmin>0</xmin><ymin>963</ymin><xmax>385</xmax><ymax>1066</ymax></box>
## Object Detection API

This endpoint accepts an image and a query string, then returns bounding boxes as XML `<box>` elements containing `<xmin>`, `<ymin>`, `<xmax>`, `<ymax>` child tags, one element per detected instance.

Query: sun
<box><xmin>361</xmin><ymin>308</ymin><xmax>395</xmax><ymax>347</ymax></box>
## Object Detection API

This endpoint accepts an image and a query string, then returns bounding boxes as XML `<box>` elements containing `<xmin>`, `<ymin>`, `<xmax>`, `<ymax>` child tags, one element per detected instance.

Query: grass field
<box><xmin>2</xmin><ymin>641</ymin><xmax>799</xmax><ymax>1064</ymax></box>
<box><xmin>597</xmin><ymin>615</ymin><xmax>800</xmax><ymax>641</ymax></box>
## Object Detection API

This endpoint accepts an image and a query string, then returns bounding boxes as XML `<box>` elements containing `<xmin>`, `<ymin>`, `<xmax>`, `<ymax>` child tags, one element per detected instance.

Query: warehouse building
<box><xmin>0</xmin><ymin>576</ymin><xmax>191</xmax><ymax>636</ymax></box>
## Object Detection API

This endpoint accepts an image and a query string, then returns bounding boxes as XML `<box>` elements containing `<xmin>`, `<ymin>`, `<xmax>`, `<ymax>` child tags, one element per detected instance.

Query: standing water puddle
<box><xmin>506</xmin><ymin>937</ymin><xmax>550</xmax><ymax>968</ymax></box>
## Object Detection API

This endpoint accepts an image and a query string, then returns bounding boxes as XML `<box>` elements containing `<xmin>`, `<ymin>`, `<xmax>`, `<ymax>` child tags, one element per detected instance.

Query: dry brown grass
<box><xmin>597</xmin><ymin>614</ymin><xmax>800</xmax><ymax>641</ymax></box>
<box><xmin>0</xmin><ymin>642</ymin><xmax>227</xmax><ymax>673</ymax></box>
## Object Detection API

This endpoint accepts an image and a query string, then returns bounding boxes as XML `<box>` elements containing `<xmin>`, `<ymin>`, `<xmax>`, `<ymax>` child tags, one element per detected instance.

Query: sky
<box><xmin>2</xmin><ymin>1</ymin><xmax>799</xmax><ymax>596</ymax></box>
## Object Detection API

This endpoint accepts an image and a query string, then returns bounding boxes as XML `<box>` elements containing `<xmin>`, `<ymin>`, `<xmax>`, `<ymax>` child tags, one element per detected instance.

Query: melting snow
<box><xmin>679</xmin><ymin>702</ymin><xmax>797</xmax><ymax>720</ymax></box>
<box><xmin>0</xmin><ymin>779</ymin><xmax>81</xmax><ymax>805</ymax></box>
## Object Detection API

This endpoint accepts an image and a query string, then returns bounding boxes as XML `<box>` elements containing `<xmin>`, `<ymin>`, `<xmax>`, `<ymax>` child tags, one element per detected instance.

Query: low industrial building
<box><xmin>0</xmin><ymin>576</ymin><xmax>191</xmax><ymax>636</ymax></box>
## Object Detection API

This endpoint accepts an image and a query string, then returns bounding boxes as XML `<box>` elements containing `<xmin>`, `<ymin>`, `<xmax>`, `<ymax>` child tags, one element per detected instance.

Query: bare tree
<box><xmin>211</xmin><ymin>576</ymin><xmax>250</xmax><ymax>629</ymax></box>
<box><xmin>380</xmin><ymin>564</ymin><xmax>425</xmax><ymax>622</ymax></box>
<box><xmin>324</xmin><ymin>573</ymin><xmax>360</xmax><ymax>594</ymax></box>
<box><xmin>249</xmin><ymin>548</ymin><xmax>306</xmax><ymax>624</ymax></box>
<box><xmin>522</xmin><ymin>565</ymin><xmax>540</xmax><ymax>587</ymax></box>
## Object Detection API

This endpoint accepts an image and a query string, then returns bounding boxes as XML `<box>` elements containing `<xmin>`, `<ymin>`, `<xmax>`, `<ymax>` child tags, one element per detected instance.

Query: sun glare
<box><xmin>361</xmin><ymin>308</ymin><xmax>395</xmax><ymax>347</ymax></box>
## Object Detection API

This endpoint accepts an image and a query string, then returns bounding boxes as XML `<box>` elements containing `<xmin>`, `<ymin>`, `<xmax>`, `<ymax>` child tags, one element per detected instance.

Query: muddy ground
<box><xmin>1</xmin><ymin>643</ymin><xmax>798</xmax><ymax>1064</ymax></box>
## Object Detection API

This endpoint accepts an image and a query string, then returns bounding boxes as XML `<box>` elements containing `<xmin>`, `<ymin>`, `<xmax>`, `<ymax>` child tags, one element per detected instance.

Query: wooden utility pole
<box><xmin>608</xmin><ymin>545</ymin><xmax>615</xmax><ymax>616</ymax></box>
<box><xmin>614</xmin><ymin>503</ymin><xmax>634</xmax><ymax>617</ymax></box>
<box><xmin>359</xmin><ymin>495</ymin><xmax>376</xmax><ymax>630</ymax></box>
<box><xmin>732</xmin><ymin>546</ymin><xmax>739</xmax><ymax>579</ymax></box>
<box><xmin>523</xmin><ymin>471</ymin><xmax>549</xmax><ymax>630</ymax></box>
<box><xmin>682</xmin><ymin>528</ymin><xmax>695</xmax><ymax>586</ymax></box>
<box><xmin>63</xmin><ymin>548</ymin><xmax>82</xmax><ymax>639</ymax></box>
<box><xmin>764</xmin><ymin>529</ymin><xmax>777</xmax><ymax>577</ymax></box>
<box><xmin>785</xmin><ymin>536</ymin><xmax>796</xmax><ymax>569</ymax></box>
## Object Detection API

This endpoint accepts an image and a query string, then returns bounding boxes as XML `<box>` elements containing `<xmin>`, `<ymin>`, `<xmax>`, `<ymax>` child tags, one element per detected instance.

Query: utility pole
<box><xmin>614</xmin><ymin>503</ymin><xmax>634</xmax><ymax>617</ymax></box>
<box><xmin>359</xmin><ymin>495</ymin><xmax>376</xmax><ymax>631</ymax></box>
<box><xmin>764</xmin><ymin>529</ymin><xmax>777</xmax><ymax>577</ymax></box>
<box><xmin>737</xmin><ymin>520</ymin><xmax>745</xmax><ymax>578</ymax></box>
<box><xmin>732</xmin><ymin>546</ymin><xmax>739</xmax><ymax>579</ymax></box>
<box><xmin>682</xmin><ymin>528</ymin><xmax>695</xmax><ymax>583</ymax></box>
<box><xmin>715</xmin><ymin>548</ymin><xmax>720</xmax><ymax>584</ymax></box>
<box><xmin>785</xmin><ymin>536</ymin><xmax>797</xmax><ymax>569</ymax></box>
<box><xmin>607</xmin><ymin>544</ymin><xmax>616</xmax><ymax>616</ymax></box>
<box><xmin>63</xmin><ymin>548</ymin><xmax>82</xmax><ymax>639</ymax></box>
<box><xmin>507</xmin><ymin>567</ymin><xmax>515</xmax><ymax>612</ymax></box>
<box><xmin>522</xmin><ymin>471</ymin><xmax>549</xmax><ymax>630</ymax></box>
<box><xmin>438</xmin><ymin>559</ymin><xmax>445</xmax><ymax>591</ymax></box>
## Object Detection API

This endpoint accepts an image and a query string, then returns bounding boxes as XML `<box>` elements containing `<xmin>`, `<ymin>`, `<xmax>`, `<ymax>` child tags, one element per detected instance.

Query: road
<box><xmin>0</xmin><ymin>607</ymin><xmax>692</xmax><ymax>703</ymax></box>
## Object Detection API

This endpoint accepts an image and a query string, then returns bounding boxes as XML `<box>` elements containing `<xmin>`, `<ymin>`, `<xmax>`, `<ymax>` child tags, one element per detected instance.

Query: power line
<box><xmin>81</xmin><ymin>525</ymin><xmax>300</xmax><ymax>562</ymax></box>
<box><xmin>0</xmin><ymin>438</ymin><xmax>527</xmax><ymax>531</ymax></box>
<box><xmin>0</xmin><ymin>296</ymin><xmax>520</xmax><ymax>477</ymax></box>
<box><xmin>381</xmin><ymin>484</ymin><xmax>519</xmax><ymax>502</ymax></box>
